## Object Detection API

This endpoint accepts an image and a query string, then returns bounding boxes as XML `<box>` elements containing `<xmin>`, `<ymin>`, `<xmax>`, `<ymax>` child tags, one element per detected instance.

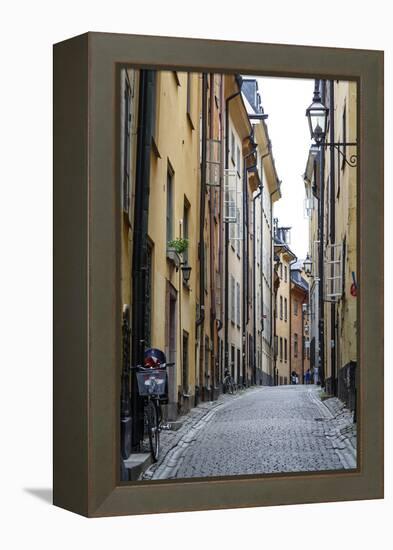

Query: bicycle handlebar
<box><xmin>130</xmin><ymin>362</ymin><xmax>175</xmax><ymax>371</ymax></box>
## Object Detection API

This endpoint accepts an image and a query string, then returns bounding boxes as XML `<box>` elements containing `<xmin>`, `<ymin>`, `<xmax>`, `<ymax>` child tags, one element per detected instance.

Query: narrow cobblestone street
<box><xmin>143</xmin><ymin>385</ymin><xmax>356</xmax><ymax>480</ymax></box>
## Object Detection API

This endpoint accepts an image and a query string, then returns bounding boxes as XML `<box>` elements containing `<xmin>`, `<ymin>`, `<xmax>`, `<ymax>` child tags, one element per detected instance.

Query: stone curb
<box><xmin>308</xmin><ymin>389</ymin><xmax>357</xmax><ymax>469</ymax></box>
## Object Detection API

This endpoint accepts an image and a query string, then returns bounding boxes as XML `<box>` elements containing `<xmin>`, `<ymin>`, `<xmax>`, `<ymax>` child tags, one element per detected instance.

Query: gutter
<box><xmin>224</xmin><ymin>78</ymin><xmax>242</xmax><ymax>374</ymax></box>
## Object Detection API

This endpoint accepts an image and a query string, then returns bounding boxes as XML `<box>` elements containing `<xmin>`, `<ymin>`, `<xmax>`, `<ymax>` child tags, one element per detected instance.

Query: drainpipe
<box><xmin>252</xmin><ymin>183</ymin><xmax>262</xmax><ymax>385</ymax></box>
<box><xmin>242</xmin><ymin>142</ymin><xmax>257</xmax><ymax>385</ymax></box>
<box><xmin>329</xmin><ymin>79</ymin><xmax>337</xmax><ymax>396</ymax></box>
<box><xmin>270</xmin><ymin>185</ymin><xmax>280</xmax><ymax>384</ymax></box>
<box><xmin>209</xmin><ymin>73</ymin><xmax>217</xmax><ymax>395</ymax></box>
<box><xmin>257</xmin><ymin>148</ymin><xmax>272</xmax><ymax>384</ymax></box>
<box><xmin>217</xmin><ymin>75</ymin><xmax>224</xmax><ymax>337</ymax></box>
<box><xmin>318</xmin><ymin>80</ymin><xmax>326</xmax><ymax>389</ymax></box>
<box><xmin>224</xmin><ymin>79</ymin><xmax>242</xmax><ymax>377</ymax></box>
<box><xmin>131</xmin><ymin>69</ymin><xmax>156</xmax><ymax>448</ymax></box>
<box><xmin>196</xmin><ymin>73</ymin><xmax>208</xmax><ymax>400</ymax></box>
<box><xmin>288</xmin><ymin>257</ymin><xmax>297</xmax><ymax>383</ymax></box>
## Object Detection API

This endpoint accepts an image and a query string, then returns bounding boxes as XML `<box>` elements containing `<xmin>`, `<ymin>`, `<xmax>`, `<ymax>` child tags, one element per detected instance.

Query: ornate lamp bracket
<box><xmin>323</xmin><ymin>141</ymin><xmax>358</xmax><ymax>168</ymax></box>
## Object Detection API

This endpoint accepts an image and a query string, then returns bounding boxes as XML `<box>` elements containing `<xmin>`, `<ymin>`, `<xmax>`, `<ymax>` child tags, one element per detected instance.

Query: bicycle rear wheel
<box><xmin>145</xmin><ymin>400</ymin><xmax>160</xmax><ymax>462</ymax></box>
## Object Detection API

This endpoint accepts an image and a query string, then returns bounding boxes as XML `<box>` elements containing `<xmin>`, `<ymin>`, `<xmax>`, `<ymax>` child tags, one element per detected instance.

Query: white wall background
<box><xmin>0</xmin><ymin>1</ymin><xmax>390</xmax><ymax>548</ymax></box>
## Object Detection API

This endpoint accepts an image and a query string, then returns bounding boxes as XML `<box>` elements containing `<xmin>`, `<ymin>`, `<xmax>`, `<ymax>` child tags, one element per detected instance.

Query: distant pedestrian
<box><xmin>305</xmin><ymin>369</ymin><xmax>311</xmax><ymax>385</ymax></box>
<box><xmin>291</xmin><ymin>371</ymin><xmax>297</xmax><ymax>385</ymax></box>
<box><xmin>313</xmin><ymin>366</ymin><xmax>319</xmax><ymax>385</ymax></box>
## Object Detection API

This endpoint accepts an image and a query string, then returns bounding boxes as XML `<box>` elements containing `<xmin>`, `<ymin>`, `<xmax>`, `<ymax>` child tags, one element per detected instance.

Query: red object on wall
<box><xmin>350</xmin><ymin>282</ymin><xmax>357</xmax><ymax>297</ymax></box>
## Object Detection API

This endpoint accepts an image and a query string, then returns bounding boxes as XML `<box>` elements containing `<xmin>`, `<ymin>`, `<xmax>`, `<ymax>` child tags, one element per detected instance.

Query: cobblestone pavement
<box><xmin>142</xmin><ymin>385</ymin><xmax>357</xmax><ymax>480</ymax></box>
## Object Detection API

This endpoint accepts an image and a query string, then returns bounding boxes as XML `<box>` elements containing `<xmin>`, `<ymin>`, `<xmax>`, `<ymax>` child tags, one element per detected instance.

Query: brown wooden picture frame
<box><xmin>53</xmin><ymin>32</ymin><xmax>384</xmax><ymax>517</ymax></box>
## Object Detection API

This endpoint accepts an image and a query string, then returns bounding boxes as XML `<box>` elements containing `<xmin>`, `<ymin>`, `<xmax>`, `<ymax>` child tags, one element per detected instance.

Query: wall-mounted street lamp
<box><xmin>306</xmin><ymin>81</ymin><xmax>358</xmax><ymax>167</ymax></box>
<box><xmin>306</xmin><ymin>82</ymin><xmax>328</xmax><ymax>145</ymax></box>
<box><xmin>303</xmin><ymin>253</ymin><xmax>312</xmax><ymax>276</ymax></box>
<box><xmin>180</xmin><ymin>264</ymin><xmax>192</xmax><ymax>285</ymax></box>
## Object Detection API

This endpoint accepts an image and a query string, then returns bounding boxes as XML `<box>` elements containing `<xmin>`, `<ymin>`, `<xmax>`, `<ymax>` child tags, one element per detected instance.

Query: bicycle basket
<box><xmin>136</xmin><ymin>370</ymin><xmax>167</xmax><ymax>396</ymax></box>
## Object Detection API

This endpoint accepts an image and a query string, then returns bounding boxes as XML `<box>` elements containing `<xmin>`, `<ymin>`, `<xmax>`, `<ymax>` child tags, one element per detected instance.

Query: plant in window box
<box><xmin>166</xmin><ymin>237</ymin><xmax>188</xmax><ymax>268</ymax></box>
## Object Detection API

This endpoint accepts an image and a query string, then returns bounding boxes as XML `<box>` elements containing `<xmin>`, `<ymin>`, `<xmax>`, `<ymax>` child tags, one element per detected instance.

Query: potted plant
<box><xmin>167</xmin><ymin>237</ymin><xmax>188</xmax><ymax>268</ymax></box>
<box><xmin>167</xmin><ymin>237</ymin><xmax>189</xmax><ymax>255</ymax></box>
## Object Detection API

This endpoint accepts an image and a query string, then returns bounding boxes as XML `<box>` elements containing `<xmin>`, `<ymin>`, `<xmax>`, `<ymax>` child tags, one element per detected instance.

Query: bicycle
<box><xmin>135</xmin><ymin>362</ymin><xmax>174</xmax><ymax>462</ymax></box>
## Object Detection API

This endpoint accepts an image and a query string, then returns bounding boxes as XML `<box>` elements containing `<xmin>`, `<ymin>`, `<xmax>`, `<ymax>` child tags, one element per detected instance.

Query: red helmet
<box><xmin>144</xmin><ymin>348</ymin><xmax>166</xmax><ymax>368</ymax></box>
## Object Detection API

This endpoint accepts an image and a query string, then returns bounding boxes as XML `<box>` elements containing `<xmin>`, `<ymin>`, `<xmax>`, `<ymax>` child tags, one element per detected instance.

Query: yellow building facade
<box><xmin>303</xmin><ymin>79</ymin><xmax>357</xmax><ymax>408</ymax></box>
<box><xmin>323</xmin><ymin>80</ymin><xmax>357</xmax><ymax>408</ymax></box>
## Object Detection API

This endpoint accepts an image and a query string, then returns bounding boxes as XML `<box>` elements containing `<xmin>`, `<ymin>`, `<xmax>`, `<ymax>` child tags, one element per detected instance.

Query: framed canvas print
<box><xmin>53</xmin><ymin>32</ymin><xmax>384</xmax><ymax>517</ymax></box>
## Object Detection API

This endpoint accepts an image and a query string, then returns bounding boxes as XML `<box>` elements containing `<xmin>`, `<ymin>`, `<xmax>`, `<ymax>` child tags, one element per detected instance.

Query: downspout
<box><xmin>242</xmin><ymin>142</ymin><xmax>257</xmax><ymax>385</ymax></box>
<box><xmin>258</xmin><ymin>148</ymin><xmax>271</xmax><ymax>383</ymax></box>
<box><xmin>224</xmin><ymin>81</ymin><xmax>242</xmax><ymax>376</ymax></box>
<box><xmin>318</xmin><ymin>79</ymin><xmax>326</xmax><ymax>388</ymax></box>
<box><xmin>270</xmin><ymin>185</ymin><xmax>279</xmax><ymax>384</ymax></box>
<box><xmin>131</xmin><ymin>69</ymin><xmax>156</xmax><ymax>448</ymax></box>
<box><xmin>288</xmin><ymin>258</ymin><xmax>297</xmax><ymax>383</ymax></box>
<box><xmin>252</xmin><ymin>183</ymin><xmax>262</xmax><ymax>385</ymax></box>
<box><xmin>329</xmin><ymin>79</ymin><xmax>337</xmax><ymax>396</ymax></box>
<box><xmin>196</xmin><ymin>72</ymin><xmax>208</xmax><ymax>399</ymax></box>
<box><xmin>217</xmin><ymin>74</ymin><xmax>224</xmax><ymax>336</ymax></box>
<box><xmin>209</xmin><ymin>73</ymin><xmax>216</xmax><ymax>395</ymax></box>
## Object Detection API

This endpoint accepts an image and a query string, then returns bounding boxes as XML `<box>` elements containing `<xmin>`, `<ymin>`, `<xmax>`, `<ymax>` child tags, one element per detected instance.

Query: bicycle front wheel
<box><xmin>145</xmin><ymin>400</ymin><xmax>160</xmax><ymax>462</ymax></box>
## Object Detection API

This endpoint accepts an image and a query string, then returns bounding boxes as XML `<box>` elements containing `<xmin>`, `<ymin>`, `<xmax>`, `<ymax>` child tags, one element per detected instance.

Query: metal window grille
<box><xmin>206</xmin><ymin>139</ymin><xmax>221</xmax><ymax>187</ymax></box>
<box><xmin>223</xmin><ymin>169</ymin><xmax>238</xmax><ymax>223</ymax></box>
<box><xmin>324</xmin><ymin>243</ymin><xmax>343</xmax><ymax>301</ymax></box>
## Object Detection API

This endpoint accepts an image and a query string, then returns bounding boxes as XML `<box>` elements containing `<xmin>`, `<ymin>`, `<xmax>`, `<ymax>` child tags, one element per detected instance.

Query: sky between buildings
<box><xmin>256</xmin><ymin>76</ymin><xmax>315</xmax><ymax>261</ymax></box>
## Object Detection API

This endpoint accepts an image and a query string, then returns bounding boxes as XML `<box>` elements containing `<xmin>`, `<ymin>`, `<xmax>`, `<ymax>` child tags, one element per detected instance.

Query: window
<box><xmin>284</xmin><ymin>266</ymin><xmax>287</xmax><ymax>282</ymax></box>
<box><xmin>186</xmin><ymin>73</ymin><xmax>195</xmax><ymax>129</ymax></box>
<box><xmin>236</xmin><ymin>145</ymin><xmax>241</xmax><ymax>176</ymax></box>
<box><xmin>231</xmin><ymin>131</ymin><xmax>235</xmax><ymax>164</ymax></box>
<box><xmin>173</xmin><ymin>71</ymin><xmax>181</xmax><ymax>86</ymax></box>
<box><xmin>204</xmin><ymin>336</ymin><xmax>209</xmax><ymax>384</ymax></box>
<box><xmin>294</xmin><ymin>333</ymin><xmax>298</xmax><ymax>358</ymax></box>
<box><xmin>280</xmin><ymin>296</ymin><xmax>283</xmax><ymax>320</ymax></box>
<box><xmin>231</xmin><ymin>345</ymin><xmax>235</xmax><ymax>378</ymax></box>
<box><xmin>182</xmin><ymin>331</ymin><xmax>189</xmax><ymax>392</ymax></box>
<box><xmin>294</xmin><ymin>300</ymin><xmax>298</xmax><ymax>316</ymax></box>
<box><xmin>284</xmin><ymin>338</ymin><xmax>288</xmax><ymax>362</ymax></box>
<box><xmin>237</xmin><ymin>348</ymin><xmax>241</xmax><ymax>383</ymax></box>
<box><xmin>236</xmin><ymin>282</ymin><xmax>240</xmax><ymax>327</ymax></box>
<box><xmin>280</xmin><ymin>263</ymin><xmax>283</xmax><ymax>279</ymax></box>
<box><xmin>122</xmin><ymin>72</ymin><xmax>132</xmax><ymax>213</ymax></box>
<box><xmin>166</xmin><ymin>164</ymin><xmax>174</xmax><ymax>244</ymax></box>
<box><xmin>342</xmin><ymin>104</ymin><xmax>347</xmax><ymax>171</ymax></box>
<box><xmin>151</xmin><ymin>71</ymin><xmax>161</xmax><ymax>158</ymax></box>
<box><xmin>230</xmin><ymin>275</ymin><xmax>235</xmax><ymax>323</ymax></box>
<box><xmin>279</xmin><ymin>337</ymin><xmax>283</xmax><ymax>361</ymax></box>
<box><xmin>284</xmin><ymin>298</ymin><xmax>288</xmax><ymax>321</ymax></box>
